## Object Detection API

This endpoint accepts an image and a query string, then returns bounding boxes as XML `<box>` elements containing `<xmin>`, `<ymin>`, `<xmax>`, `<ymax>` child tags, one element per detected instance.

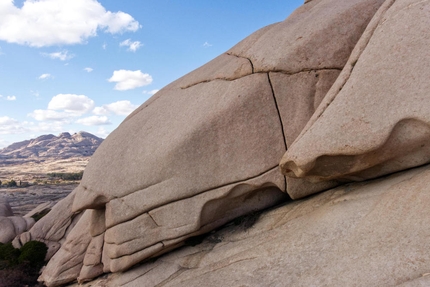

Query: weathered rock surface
<box><xmin>15</xmin><ymin>0</ymin><xmax>429</xmax><ymax>286</ymax></box>
<box><xmin>28</xmin><ymin>0</ymin><xmax>387</xmax><ymax>285</ymax></box>
<box><xmin>0</xmin><ymin>197</ymin><xmax>35</xmax><ymax>243</ymax></box>
<box><xmin>0</xmin><ymin>196</ymin><xmax>13</xmax><ymax>216</ymax></box>
<box><xmin>69</xmin><ymin>164</ymin><xmax>430</xmax><ymax>287</ymax></box>
<box><xmin>280</xmin><ymin>0</ymin><xmax>430</xmax><ymax>197</ymax></box>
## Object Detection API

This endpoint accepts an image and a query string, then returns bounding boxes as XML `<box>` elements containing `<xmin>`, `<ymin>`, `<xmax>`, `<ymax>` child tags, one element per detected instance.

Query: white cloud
<box><xmin>42</xmin><ymin>50</ymin><xmax>74</xmax><ymax>61</ymax></box>
<box><xmin>0</xmin><ymin>116</ymin><xmax>66</xmax><ymax>141</ymax></box>
<box><xmin>95</xmin><ymin>127</ymin><xmax>110</xmax><ymax>138</ymax></box>
<box><xmin>39</xmin><ymin>73</ymin><xmax>52</xmax><ymax>79</ymax></box>
<box><xmin>84</xmin><ymin>67</ymin><xmax>93</xmax><ymax>72</ymax></box>
<box><xmin>0</xmin><ymin>116</ymin><xmax>19</xmax><ymax>126</ymax></box>
<box><xmin>92</xmin><ymin>106</ymin><xmax>109</xmax><ymax>116</ymax></box>
<box><xmin>120</xmin><ymin>39</ymin><xmax>143</xmax><ymax>52</ymax></box>
<box><xmin>105</xmin><ymin>101</ymin><xmax>138</xmax><ymax>115</ymax></box>
<box><xmin>102</xmin><ymin>43</ymin><xmax>107</xmax><ymax>49</ymax></box>
<box><xmin>28</xmin><ymin>94</ymin><xmax>95</xmax><ymax>122</ymax></box>
<box><xmin>48</xmin><ymin>94</ymin><xmax>94</xmax><ymax>114</ymax></box>
<box><xmin>0</xmin><ymin>0</ymin><xmax>140</xmax><ymax>47</ymax></box>
<box><xmin>203</xmin><ymin>41</ymin><xmax>212</xmax><ymax>47</ymax></box>
<box><xmin>0</xmin><ymin>116</ymin><xmax>27</xmax><ymax>135</ymax></box>
<box><xmin>143</xmin><ymin>89</ymin><xmax>159</xmax><ymax>95</ymax></box>
<box><xmin>76</xmin><ymin>116</ymin><xmax>111</xmax><ymax>126</ymax></box>
<box><xmin>108</xmin><ymin>70</ymin><xmax>152</xmax><ymax>91</ymax></box>
<box><xmin>93</xmin><ymin>100</ymin><xmax>138</xmax><ymax>116</ymax></box>
<box><xmin>0</xmin><ymin>95</ymin><xmax>16</xmax><ymax>101</ymax></box>
<box><xmin>28</xmin><ymin>109</ymin><xmax>72</xmax><ymax>122</ymax></box>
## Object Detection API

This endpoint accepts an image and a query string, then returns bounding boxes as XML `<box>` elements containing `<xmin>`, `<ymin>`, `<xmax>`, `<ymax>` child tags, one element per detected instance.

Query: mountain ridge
<box><xmin>0</xmin><ymin>131</ymin><xmax>103</xmax><ymax>162</ymax></box>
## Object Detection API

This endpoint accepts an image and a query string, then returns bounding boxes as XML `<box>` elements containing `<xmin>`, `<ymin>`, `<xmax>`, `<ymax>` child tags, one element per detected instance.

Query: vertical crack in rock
<box><xmin>267</xmin><ymin>72</ymin><xmax>287</xmax><ymax>192</ymax></box>
<box><xmin>267</xmin><ymin>73</ymin><xmax>287</xmax><ymax>151</ymax></box>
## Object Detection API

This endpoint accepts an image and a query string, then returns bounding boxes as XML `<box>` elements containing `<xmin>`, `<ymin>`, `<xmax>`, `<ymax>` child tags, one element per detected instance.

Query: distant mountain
<box><xmin>0</xmin><ymin>131</ymin><xmax>104</xmax><ymax>161</ymax></box>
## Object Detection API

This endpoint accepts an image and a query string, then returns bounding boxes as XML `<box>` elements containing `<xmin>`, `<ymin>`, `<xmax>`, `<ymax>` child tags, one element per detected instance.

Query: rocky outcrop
<box><xmin>0</xmin><ymin>131</ymin><xmax>103</xmax><ymax>161</ymax></box>
<box><xmin>0</xmin><ymin>197</ymin><xmax>35</xmax><ymax>243</ymax></box>
<box><xmin>280</xmin><ymin>0</ymin><xmax>430</xmax><ymax>198</ymax></box>
<box><xmin>17</xmin><ymin>0</ymin><xmax>430</xmax><ymax>286</ymax></box>
<box><xmin>69</xmin><ymin>163</ymin><xmax>430</xmax><ymax>287</ymax></box>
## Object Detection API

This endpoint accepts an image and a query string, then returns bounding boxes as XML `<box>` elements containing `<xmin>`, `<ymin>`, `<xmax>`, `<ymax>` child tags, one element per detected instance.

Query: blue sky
<box><xmin>0</xmin><ymin>0</ymin><xmax>303</xmax><ymax>148</ymax></box>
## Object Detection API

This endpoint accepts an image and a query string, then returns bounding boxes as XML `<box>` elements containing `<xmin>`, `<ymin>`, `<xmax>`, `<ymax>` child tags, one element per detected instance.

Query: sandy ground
<box><xmin>0</xmin><ymin>184</ymin><xmax>77</xmax><ymax>216</ymax></box>
<box><xmin>0</xmin><ymin>157</ymin><xmax>88</xmax><ymax>215</ymax></box>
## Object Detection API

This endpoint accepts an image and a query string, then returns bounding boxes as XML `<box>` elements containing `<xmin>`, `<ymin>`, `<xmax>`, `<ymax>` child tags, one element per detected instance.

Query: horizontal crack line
<box><xmin>180</xmin><ymin>67</ymin><xmax>342</xmax><ymax>90</ymax></box>
<box><xmin>107</xmin><ymin>165</ymin><xmax>281</xmax><ymax>230</ymax></box>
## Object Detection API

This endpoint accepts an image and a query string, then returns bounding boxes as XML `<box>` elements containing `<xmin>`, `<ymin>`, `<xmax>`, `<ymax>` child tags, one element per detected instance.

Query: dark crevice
<box><xmin>226</xmin><ymin>52</ymin><xmax>255</xmax><ymax>73</ymax></box>
<box><xmin>267</xmin><ymin>73</ymin><xmax>287</xmax><ymax>152</ymax></box>
<box><xmin>267</xmin><ymin>72</ymin><xmax>288</xmax><ymax>192</ymax></box>
<box><xmin>147</xmin><ymin>212</ymin><xmax>160</xmax><ymax>227</ymax></box>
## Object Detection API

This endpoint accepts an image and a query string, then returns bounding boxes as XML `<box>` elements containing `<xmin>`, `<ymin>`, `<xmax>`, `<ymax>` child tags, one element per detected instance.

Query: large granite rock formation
<box><xmin>69</xmin><ymin>163</ymin><xmax>430</xmax><ymax>287</ymax></box>
<box><xmin>280</xmin><ymin>0</ymin><xmax>430</xmax><ymax>198</ymax></box>
<box><xmin>10</xmin><ymin>0</ymin><xmax>429</xmax><ymax>286</ymax></box>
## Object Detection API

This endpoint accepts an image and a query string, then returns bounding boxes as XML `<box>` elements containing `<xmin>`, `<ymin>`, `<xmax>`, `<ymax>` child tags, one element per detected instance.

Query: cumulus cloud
<box><xmin>92</xmin><ymin>106</ymin><xmax>109</xmax><ymax>116</ymax></box>
<box><xmin>0</xmin><ymin>116</ymin><xmax>27</xmax><ymax>135</ymax></box>
<box><xmin>76</xmin><ymin>116</ymin><xmax>111</xmax><ymax>126</ymax></box>
<box><xmin>108</xmin><ymin>70</ymin><xmax>152</xmax><ymax>91</ymax></box>
<box><xmin>143</xmin><ymin>89</ymin><xmax>159</xmax><ymax>95</ymax></box>
<box><xmin>42</xmin><ymin>50</ymin><xmax>74</xmax><ymax>61</ymax></box>
<box><xmin>39</xmin><ymin>73</ymin><xmax>52</xmax><ymax>80</ymax></box>
<box><xmin>93</xmin><ymin>100</ymin><xmax>138</xmax><ymax>116</ymax></box>
<box><xmin>120</xmin><ymin>39</ymin><xmax>143</xmax><ymax>52</ymax></box>
<box><xmin>0</xmin><ymin>95</ymin><xmax>16</xmax><ymax>101</ymax></box>
<box><xmin>0</xmin><ymin>116</ymin><xmax>19</xmax><ymax>126</ymax></box>
<box><xmin>28</xmin><ymin>110</ymin><xmax>72</xmax><ymax>122</ymax></box>
<box><xmin>84</xmin><ymin>67</ymin><xmax>93</xmax><ymax>72</ymax></box>
<box><xmin>48</xmin><ymin>94</ymin><xmax>94</xmax><ymax>114</ymax></box>
<box><xmin>0</xmin><ymin>0</ymin><xmax>140</xmax><ymax>47</ymax></box>
<box><xmin>28</xmin><ymin>94</ymin><xmax>95</xmax><ymax>122</ymax></box>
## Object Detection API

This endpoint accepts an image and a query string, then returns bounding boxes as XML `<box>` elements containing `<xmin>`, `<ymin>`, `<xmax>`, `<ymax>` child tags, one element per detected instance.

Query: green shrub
<box><xmin>47</xmin><ymin>171</ymin><xmax>83</xmax><ymax>181</ymax></box>
<box><xmin>31</xmin><ymin>209</ymin><xmax>51</xmax><ymax>222</ymax></box>
<box><xmin>18</xmin><ymin>241</ymin><xmax>48</xmax><ymax>268</ymax></box>
<box><xmin>6</xmin><ymin>180</ymin><xmax>17</xmax><ymax>187</ymax></box>
<box><xmin>0</xmin><ymin>241</ymin><xmax>48</xmax><ymax>286</ymax></box>
<box><xmin>0</xmin><ymin>243</ymin><xmax>20</xmax><ymax>267</ymax></box>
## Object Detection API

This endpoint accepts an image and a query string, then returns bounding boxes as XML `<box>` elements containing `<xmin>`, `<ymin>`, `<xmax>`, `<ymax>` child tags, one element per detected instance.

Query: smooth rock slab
<box><xmin>70</xmin><ymin>163</ymin><xmax>430</xmax><ymax>287</ymax></box>
<box><xmin>0</xmin><ymin>216</ymin><xmax>34</xmax><ymax>244</ymax></box>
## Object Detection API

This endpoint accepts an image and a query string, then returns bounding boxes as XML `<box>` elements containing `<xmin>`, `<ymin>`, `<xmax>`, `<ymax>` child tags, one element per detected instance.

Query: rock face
<box><xmin>280</xmin><ymin>0</ymin><xmax>430</xmax><ymax>198</ymax></box>
<box><xmin>18</xmin><ymin>0</ymin><xmax>430</xmax><ymax>286</ymax></box>
<box><xmin>70</xmin><ymin>164</ymin><xmax>430</xmax><ymax>287</ymax></box>
<box><xmin>0</xmin><ymin>197</ymin><xmax>35</xmax><ymax>243</ymax></box>
<box><xmin>0</xmin><ymin>131</ymin><xmax>103</xmax><ymax>161</ymax></box>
